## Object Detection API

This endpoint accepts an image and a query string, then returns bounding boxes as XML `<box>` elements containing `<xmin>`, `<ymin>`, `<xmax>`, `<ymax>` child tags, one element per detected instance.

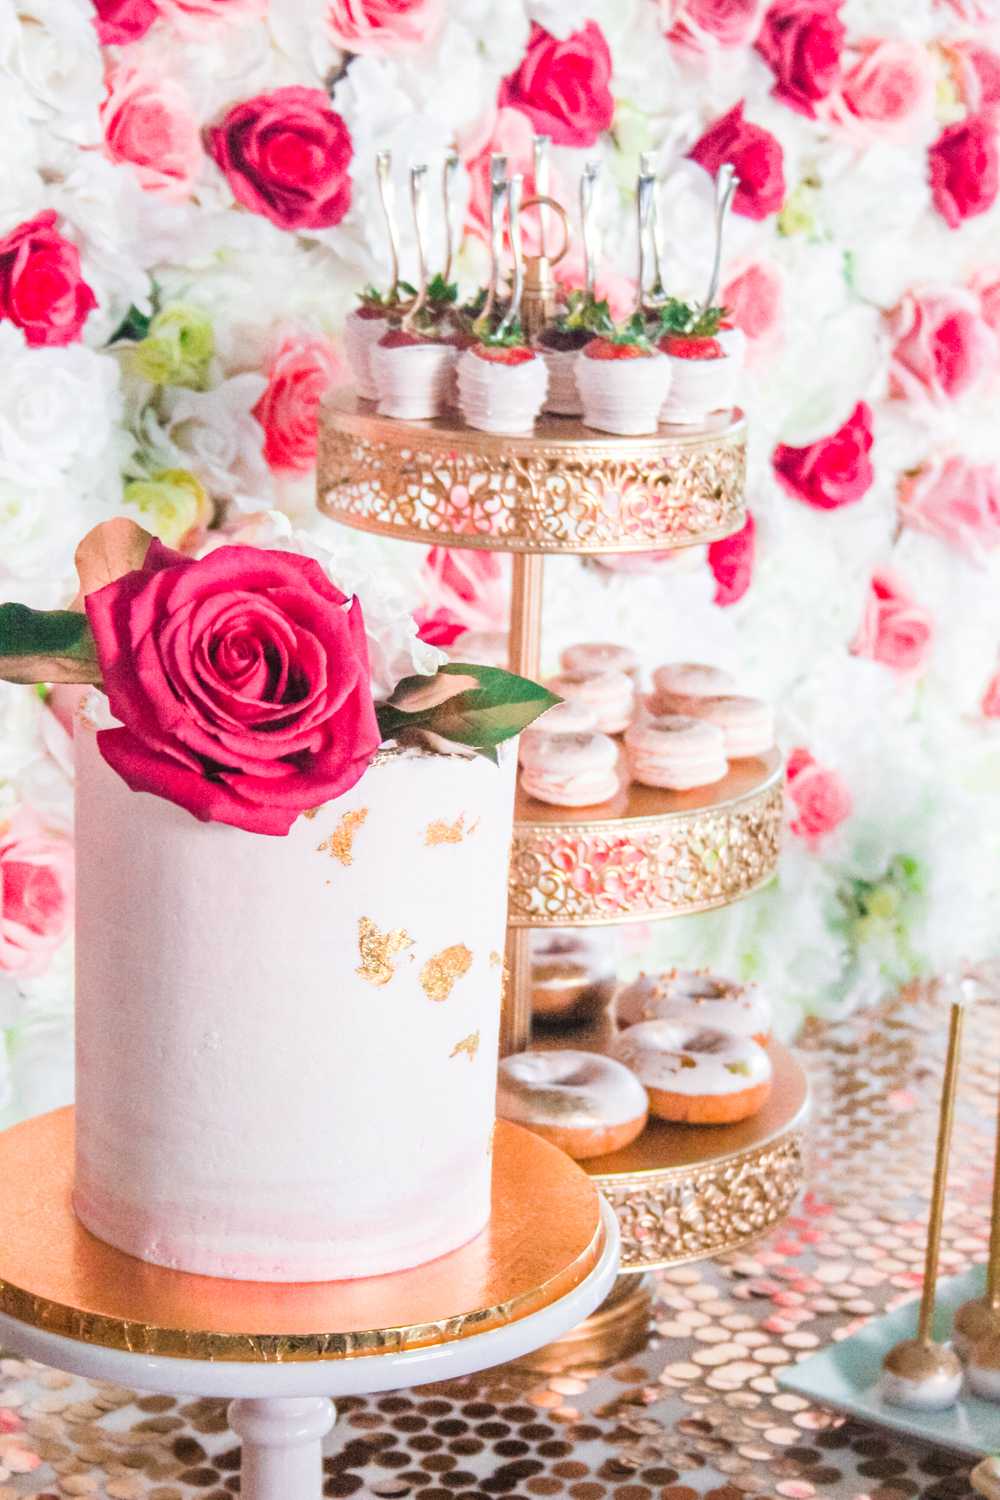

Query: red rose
<box><xmin>786</xmin><ymin>748</ymin><xmax>852</xmax><ymax>846</ymax></box>
<box><xmin>756</xmin><ymin>0</ymin><xmax>845</xmax><ymax>118</ymax></box>
<box><xmin>326</xmin><ymin>0</ymin><xmax>444</xmax><ymax>53</ymax></box>
<box><xmin>928</xmin><ymin>116</ymin><xmax>999</xmax><ymax>230</ymax></box>
<box><xmin>206</xmin><ymin>87</ymin><xmax>353</xmax><ymax>232</ymax></box>
<box><xmin>888</xmin><ymin>288</ymin><xmax>997</xmax><ymax>405</ymax></box>
<box><xmin>0</xmin><ymin>212</ymin><xmax>97</xmax><ymax>348</ymax></box>
<box><xmin>85</xmin><ymin>542</ymin><xmax>381</xmax><ymax>835</ymax></box>
<box><xmin>253</xmin><ymin>336</ymin><xmax>342</xmax><ymax>472</ymax></box>
<box><xmin>498</xmin><ymin>22</ymin><xmax>614</xmax><ymax>148</ymax></box>
<box><xmin>689</xmin><ymin>103</ymin><xmax>786</xmax><ymax>220</ymax></box>
<box><xmin>416</xmin><ymin>546</ymin><xmax>506</xmax><ymax>646</ymax></box>
<box><xmin>707</xmin><ymin>511</ymin><xmax>756</xmax><ymax>606</ymax></box>
<box><xmin>93</xmin><ymin>0</ymin><xmax>160</xmax><ymax>44</ymax></box>
<box><xmin>772</xmin><ymin>402</ymin><xmax>874</xmax><ymax>511</ymax></box>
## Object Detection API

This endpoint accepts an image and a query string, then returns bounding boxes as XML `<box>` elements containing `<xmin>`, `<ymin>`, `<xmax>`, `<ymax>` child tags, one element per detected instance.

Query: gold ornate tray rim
<box><xmin>508</xmin><ymin>751</ymin><xmax>784</xmax><ymax>929</ymax></box>
<box><xmin>317</xmin><ymin>389</ymin><xmax>748</xmax><ymax>555</ymax></box>
<box><xmin>514</xmin><ymin>749</ymin><xmax>782</xmax><ymax>836</ymax></box>
<box><xmin>0</xmin><ymin>1113</ymin><xmax>604</xmax><ymax>1363</ymax></box>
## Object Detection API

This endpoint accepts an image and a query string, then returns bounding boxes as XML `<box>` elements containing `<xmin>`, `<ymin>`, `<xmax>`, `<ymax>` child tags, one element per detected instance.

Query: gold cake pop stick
<box><xmin>954</xmin><ymin>1021</ymin><xmax>1000</xmax><ymax>1352</ymax></box>
<box><xmin>882</xmin><ymin>998</ymin><xmax>965</xmax><ymax>1408</ymax></box>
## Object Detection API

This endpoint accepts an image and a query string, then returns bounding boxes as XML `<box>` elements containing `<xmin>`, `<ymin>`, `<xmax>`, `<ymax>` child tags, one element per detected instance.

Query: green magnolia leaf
<box><xmin>0</xmin><ymin>604</ymin><xmax>101</xmax><ymax>685</ymax></box>
<box><xmin>377</xmin><ymin>663</ymin><xmax>560</xmax><ymax>753</ymax></box>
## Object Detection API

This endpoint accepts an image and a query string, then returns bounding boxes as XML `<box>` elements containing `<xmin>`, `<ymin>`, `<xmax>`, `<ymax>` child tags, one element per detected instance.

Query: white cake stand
<box><xmin>0</xmin><ymin>1109</ymin><xmax>619</xmax><ymax>1500</ymax></box>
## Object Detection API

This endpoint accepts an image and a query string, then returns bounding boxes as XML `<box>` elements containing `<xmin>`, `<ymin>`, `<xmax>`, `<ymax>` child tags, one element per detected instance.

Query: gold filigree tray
<box><xmin>317</xmin><ymin>390</ymin><xmax>747</xmax><ymax>553</ymax></box>
<box><xmin>509</xmin><ymin>750</ymin><xmax>783</xmax><ymax>927</ymax></box>
<box><xmin>539</xmin><ymin>1023</ymin><xmax>810</xmax><ymax>1273</ymax></box>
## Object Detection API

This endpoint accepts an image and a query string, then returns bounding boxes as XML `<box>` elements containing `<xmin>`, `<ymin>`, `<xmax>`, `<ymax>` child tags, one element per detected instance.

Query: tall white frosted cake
<box><xmin>74</xmin><ymin>717</ymin><xmax>516</xmax><ymax>1281</ymax></box>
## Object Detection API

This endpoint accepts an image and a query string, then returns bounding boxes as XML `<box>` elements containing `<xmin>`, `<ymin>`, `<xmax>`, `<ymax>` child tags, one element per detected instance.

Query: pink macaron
<box><xmin>624</xmin><ymin>713</ymin><xmax>727</xmax><ymax>790</ymax></box>
<box><xmin>520</xmin><ymin>698</ymin><xmax>598</xmax><ymax>761</ymax></box>
<box><xmin>560</xmin><ymin>642</ymin><xmax>641</xmax><ymax>683</ymax></box>
<box><xmin>547</xmin><ymin>668</ymin><xmax>634</xmax><ymax>735</ymax></box>
<box><xmin>652</xmin><ymin>662</ymin><xmax>738</xmax><ymax>700</ymax></box>
<box><xmin>656</xmin><ymin>693</ymin><xmax>774</xmax><ymax>759</ymax></box>
<box><xmin>520</xmin><ymin>731</ymin><xmax>621</xmax><ymax>807</ymax></box>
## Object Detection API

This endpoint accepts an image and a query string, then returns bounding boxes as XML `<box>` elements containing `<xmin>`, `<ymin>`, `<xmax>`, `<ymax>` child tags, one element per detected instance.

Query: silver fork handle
<box><xmin>498</xmin><ymin>174</ymin><xmax>525</xmax><ymax>336</ymax></box>
<box><xmin>402</xmin><ymin>164</ymin><xmax>429</xmax><ymax>331</ymax></box>
<box><xmin>376</xmin><ymin>150</ymin><xmax>400</xmax><ymax>301</ymax></box>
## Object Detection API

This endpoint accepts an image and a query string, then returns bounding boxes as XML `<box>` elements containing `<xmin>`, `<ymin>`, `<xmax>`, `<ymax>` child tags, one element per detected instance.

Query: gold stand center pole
<box><xmin>501</xmin><ymin>552</ymin><xmax>545</xmax><ymax>1058</ymax></box>
<box><xmin>917</xmin><ymin>1000</ymin><xmax>965</xmax><ymax>1344</ymax></box>
<box><xmin>989</xmin><ymin>1064</ymin><xmax>1000</xmax><ymax>1309</ymax></box>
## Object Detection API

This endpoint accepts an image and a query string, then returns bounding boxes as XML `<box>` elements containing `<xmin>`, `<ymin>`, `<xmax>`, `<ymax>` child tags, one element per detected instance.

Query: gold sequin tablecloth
<box><xmin>0</xmin><ymin>984</ymin><xmax>997</xmax><ymax>1500</ymax></box>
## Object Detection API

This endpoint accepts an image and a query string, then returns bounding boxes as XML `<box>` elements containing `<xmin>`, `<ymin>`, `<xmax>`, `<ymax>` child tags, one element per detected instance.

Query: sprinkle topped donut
<box><xmin>519</xmin><ymin>730</ymin><xmax>620</xmax><ymax>808</ymax></box>
<box><xmin>547</xmin><ymin>668</ymin><xmax>634</xmax><ymax>735</ymax></box>
<box><xmin>561</xmin><ymin>642</ymin><xmax>641</xmax><ymax>683</ymax></box>
<box><xmin>497</xmin><ymin>1049</ymin><xmax>649</xmax><ymax>1159</ymax></box>
<box><xmin>614</xmin><ymin>970</ymin><xmax>771</xmax><ymax>1044</ymax></box>
<box><xmin>611</xmin><ymin>1021</ymin><xmax>772</xmax><ymax>1124</ymax></box>
<box><xmin>624</xmin><ymin>713</ymin><xmax>727</xmax><ymax>790</ymax></box>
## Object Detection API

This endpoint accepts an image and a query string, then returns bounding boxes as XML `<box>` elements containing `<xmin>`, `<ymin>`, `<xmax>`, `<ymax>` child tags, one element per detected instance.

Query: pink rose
<box><xmin>981</xmin><ymin>665</ymin><xmax>1000</xmax><ymax>717</ymax></box>
<box><xmin>101</xmin><ymin>65</ymin><xmax>202</xmax><ymax>200</ymax></box>
<box><xmin>85</xmin><ymin>542</ymin><xmax>381</xmax><ymax>835</ymax></box>
<box><xmin>416</xmin><ymin>547</ymin><xmax>506</xmax><ymax>647</ymax></box>
<box><xmin>944</xmin><ymin>39</ymin><xmax>1000</xmax><ymax>120</ymax></box>
<box><xmin>661</xmin><ymin>0</ymin><xmax>767</xmax><ymax>50</ymax></box>
<box><xmin>929</xmin><ymin>116</ymin><xmax>1000</xmax><ymax>229</ymax></box>
<box><xmin>887</xmin><ymin>288</ymin><xmax>997</xmax><ymax>405</ymax></box>
<box><xmin>833</xmin><ymin>38</ymin><xmax>934</xmax><ymax>139</ymax></box>
<box><xmin>498</xmin><ymin>22</ymin><xmax>614</xmax><ymax>149</ymax></box>
<box><xmin>720</xmin><ymin>259</ymin><xmax>784</xmax><ymax>355</ymax></box>
<box><xmin>786</xmin><ymin>747</ymin><xmax>852</xmax><ymax>846</ymax></box>
<box><xmin>851</xmin><ymin>570</ymin><xmax>933</xmax><ymax>673</ymax></box>
<box><xmin>554</xmin><ymin>253</ymin><xmax>635</xmax><ymax>323</ymax></box>
<box><xmin>0</xmin><ymin>808</ymin><xmax>74</xmax><ymax>978</ymax></box>
<box><xmin>93</xmin><ymin>0</ymin><xmax>159</xmax><ymax>43</ymax></box>
<box><xmin>897</xmin><ymin>455</ymin><xmax>1000</xmax><ymax>557</ymax></box>
<box><xmin>970</xmin><ymin>266</ymin><xmax>1000</xmax><ymax>337</ymax></box>
<box><xmin>159</xmin><ymin>0</ymin><xmax>266</xmax><ymax>16</ymax></box>
<box><xmin>253</xmin><ymin>336</ymin><xmax>341</xmax><ymax>473</ymax></box>
<box><xmin>689</xmin><ymin>103</ymin><xmax>786</xmax><ymax>220</ymax></box>
<box><xmin>773</xmin><ymin>402</ymin><xmax>875</xmax><ymax>511</ymax></box>
<box><xmin>0</xmin><ymin>212</ymin><xmax>97</xmax><ymax>348</ymax></box>
<box><xmin>326</xmin><ymin>0</ymin><xmax>444</xmax><ymax>53</ymax></box>
<box><xmin>707</xmin><ymin>511</ymin><xmax>756</xmax><ymax>606</ymax></box>
<box><xmin>206</xmin><ymin>87</ymin><xmax>353</xmax><ymax>232</ymax></box>
<box><xmin>464</xmin><ymin>107</ymin><xmax>568</xmax><ymax>255</ymax></box>
<box><xmin>756</xmin><ymin>0</ymin><xmax>845</xmax><ymax>118</ymax></box>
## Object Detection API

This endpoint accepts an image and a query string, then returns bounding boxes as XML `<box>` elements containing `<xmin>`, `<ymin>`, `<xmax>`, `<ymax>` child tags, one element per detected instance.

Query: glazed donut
<box><xmin>497</xmin><ymin>1050</ymin><xmax>648</xmax><ymax>1159</ymax></box>
<box><xmin>611</xmin><ymin>1021</ymin><xmax>772</xmax><ymax>1124</ymax></box>
<box><xmin>615</xmin><ymin>970</ymin><xmax>771</xmax><ymax>1044</ymax></box>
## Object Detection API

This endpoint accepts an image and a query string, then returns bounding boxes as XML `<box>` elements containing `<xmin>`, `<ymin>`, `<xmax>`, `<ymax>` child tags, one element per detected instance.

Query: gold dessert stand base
<box><xmin>510</xmin><ymin>1039</ymin><xmax>811</xmax><ymax>1371</ymax></box>
<box><xmin>0</xmin><ymin>1111</ymin><xmax>620</xmax><ymax>1500</ymax></box>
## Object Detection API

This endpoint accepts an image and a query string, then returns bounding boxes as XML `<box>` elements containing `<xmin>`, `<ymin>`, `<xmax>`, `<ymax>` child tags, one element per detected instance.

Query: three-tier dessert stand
<box><xmin>317</xmin><ymin>390</ymin><xmax>810</xmax><ymax>1364</ymax></box>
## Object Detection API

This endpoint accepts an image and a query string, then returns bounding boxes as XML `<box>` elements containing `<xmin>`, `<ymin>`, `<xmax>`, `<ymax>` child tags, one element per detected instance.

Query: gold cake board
<box><xmin>0</xmin><ymin>1110</ymin><xmax>608</xmax><ymax>1363</ymax></box>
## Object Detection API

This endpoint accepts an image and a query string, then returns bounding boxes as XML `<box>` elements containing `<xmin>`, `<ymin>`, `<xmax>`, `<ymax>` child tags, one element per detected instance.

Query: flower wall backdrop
<box><xmin>2</xmin><ymin>0</ymin><xmax>1000</xmax><ymax>1122</ymax></box>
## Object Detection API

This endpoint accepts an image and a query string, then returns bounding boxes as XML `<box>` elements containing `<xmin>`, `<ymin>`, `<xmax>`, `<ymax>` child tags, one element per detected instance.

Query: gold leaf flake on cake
<box><xmin>423</xmin><ymin>813</ymin><xmax>480</xmax><ymax>846</ymax></box>
<box><xmin>489</xmin><ymin>950</ymin><xmax>501</xmax><ymax>967</ymax></box>
<box><xmin>419</xmin><ymin>944</ymin><xmax>474</xmax><ymax>1002</ymax></box>
<box><xmin>356</xmin><ymin>917</ymin><xmax>414</xmax><ymax>987</ymax></box>
<box><xmin>317</xmin><ymin>807</ymin><xmax>368</xmax><ymax>866</ymax></box>
<box><xmin>301</xmin><ymin>806</ymin><xmax>320</xmax><ymax>821</ymax></box>
<box><xmin>450</xmin><ymin>1030</ymin><xmax>480</xmax><ymax>1063</ymax></box>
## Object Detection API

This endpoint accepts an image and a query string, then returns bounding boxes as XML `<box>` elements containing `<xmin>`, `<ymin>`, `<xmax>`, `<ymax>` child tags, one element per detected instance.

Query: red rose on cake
<box><xmin>206</xmin><ymin>87</ymin><xmax>353</xmax><ymax>231</ymax></box>
<box><xmin>85</xmin><ymin>535</ymin><xmax>381</xmax><ymax>835</ymax></box>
